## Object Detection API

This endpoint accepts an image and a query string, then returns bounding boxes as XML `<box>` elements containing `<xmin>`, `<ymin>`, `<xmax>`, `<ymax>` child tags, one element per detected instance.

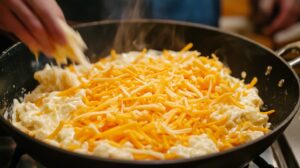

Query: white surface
<box><xmin>274</xmin><ymin>22</ymin><xmax>300</xmax><ymax>44</ymax></box>
<box><xmin>219</xmin><ymin>16</ymin><xmax>252</xmax><ymax>32</ymax></box>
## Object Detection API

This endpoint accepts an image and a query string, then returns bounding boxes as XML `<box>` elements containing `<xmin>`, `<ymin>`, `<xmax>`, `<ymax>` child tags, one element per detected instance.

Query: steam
<box><xmin>104</xmin><ymin>0</ymin><xmax>186</xmax><ymax>53</ymax></box>
<box><xmin>112</xmin><ymin>0</ymin><xmax>146</xmax><ymax>51</ymax></box>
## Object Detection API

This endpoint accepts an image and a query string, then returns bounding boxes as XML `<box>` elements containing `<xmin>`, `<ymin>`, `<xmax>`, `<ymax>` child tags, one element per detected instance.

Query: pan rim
<box><xmin>1</xmin><ymin>19</ymin><xmax>300</xmax><ymax>166</ymax></box>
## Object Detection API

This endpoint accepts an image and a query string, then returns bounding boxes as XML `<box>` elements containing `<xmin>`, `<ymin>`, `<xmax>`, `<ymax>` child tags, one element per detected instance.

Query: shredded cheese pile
<box><xmin>31</xmin><ymin>20</ymin><xmax>89</xmax><ymax>65</ymax></box>
<box><xmin>12</xmin><ymin>43</ymin><xmax>273</xmax><ymax>160</ymax></box>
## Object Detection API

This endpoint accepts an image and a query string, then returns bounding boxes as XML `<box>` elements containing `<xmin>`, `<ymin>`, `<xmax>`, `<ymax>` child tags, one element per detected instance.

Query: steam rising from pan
<box><xmin>104</xmin><ymin>0</ymin><xmax>187</xmax><ymax>53</ymax></box>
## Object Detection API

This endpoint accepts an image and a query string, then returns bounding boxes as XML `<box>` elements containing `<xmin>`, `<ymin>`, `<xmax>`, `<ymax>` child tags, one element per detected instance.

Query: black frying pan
<box><xmin>0</xmin><ymin>20</ymin><xmax>299</xmax><ymax>168</ymax></box>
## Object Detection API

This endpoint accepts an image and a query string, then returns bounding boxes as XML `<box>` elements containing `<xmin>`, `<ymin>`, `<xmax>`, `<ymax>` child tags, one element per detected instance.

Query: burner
<box><xmin>0</xmin><ymin>137</ymin><xmax>15</xmax><ymax>168</ymax></box>
<box><xmin>252</xmin><ymin>156</ymin><xmax>275</xmax><ymax>168</ymax></box>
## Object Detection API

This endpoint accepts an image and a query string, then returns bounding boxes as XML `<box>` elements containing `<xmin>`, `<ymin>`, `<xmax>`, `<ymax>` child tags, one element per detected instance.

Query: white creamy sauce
<box><xmin>93</xmin><ymin>140</ymin><xmax>134</xmax><ymax>160</ymax></box>
<box><xmin>168</xmin><ymin>134</ymin><xmax>218</xmax><ymax>158</ymax></box>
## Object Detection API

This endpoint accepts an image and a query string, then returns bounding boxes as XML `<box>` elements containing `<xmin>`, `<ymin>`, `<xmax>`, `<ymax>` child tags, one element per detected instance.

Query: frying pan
<box><xmin>0</xmin><ymin>20</ymin><xmax>300</xmax><ymax>168</ymax></box>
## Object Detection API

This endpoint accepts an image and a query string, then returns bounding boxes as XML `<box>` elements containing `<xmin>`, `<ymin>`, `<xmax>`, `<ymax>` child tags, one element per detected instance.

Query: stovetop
<box><xmin>284</xmin><ymin>109</ymin><xmax>300</xmax><ymax>165</ymax></box>
<box><xmin>0</xmin><ymin>135</ymin><xmax>297</xmax><ymax>168</ymax></box>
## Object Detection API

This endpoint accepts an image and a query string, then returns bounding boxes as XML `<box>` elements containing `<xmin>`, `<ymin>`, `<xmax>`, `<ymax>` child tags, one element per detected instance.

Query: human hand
<box><xmin>0</xmin><ymin>0</ymin><xmax>67</xmax><ymax>55</ymax></box>
<box><xmin>259</xmin><ymin>0</ymin><xmax>300</xmax><ymax>35</ymax></box>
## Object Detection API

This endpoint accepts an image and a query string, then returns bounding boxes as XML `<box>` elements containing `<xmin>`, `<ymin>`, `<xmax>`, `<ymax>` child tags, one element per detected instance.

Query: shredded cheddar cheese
<box><xmin>31</xmin><ymin>20</ymin><xmax>89</xmax><ymax>65</ymax></box>
<box><xmin>12</xmin><ymin>43</ymin><xmax>272</xmax><ymax>160</ymax></box>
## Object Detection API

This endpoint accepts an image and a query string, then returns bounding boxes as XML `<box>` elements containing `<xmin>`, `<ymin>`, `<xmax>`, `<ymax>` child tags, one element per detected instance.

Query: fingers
<box><xmin>265</xmin><ymin>0</ymin><xmax>300</xmax><ymax>35</ymax></box>
<box><xmin>3</xmin><ymin>0</ymin><xmax>55</xmax><ymax>53</ymax></box>
<box><xmin>51</xmin><ymin>0</ymin><xmax>66</xmax><ymax>21</ymax></box>
<box><xmin>25</xmin><ymin>0</ymin><xmax>67</xmax><ymax>45</ymax></box>
<box><xmin>264</xmin><ymin>11</ymin><xmax>289</xmax><ymax>34</ymax></box>
<box><xmin>0</xmin><ymin>4</ymin><xmax>40</xmax><ymax>50</ymax></box>
<box><xmin>0</xmin><ymin>0</ymin><xmax>67</xmax><ymax>56</ymax></box>
<box><xmin>259</xmin><ymin>0</ymin><xmax>276</xmax><ymax>17</ymax></box>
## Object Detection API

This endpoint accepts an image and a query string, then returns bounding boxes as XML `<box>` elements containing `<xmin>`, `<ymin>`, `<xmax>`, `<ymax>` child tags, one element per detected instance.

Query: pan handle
<box><xmin>277</xmin><ymin>41</ymin><xmax>300</xmax><ymax>67</ymax></box>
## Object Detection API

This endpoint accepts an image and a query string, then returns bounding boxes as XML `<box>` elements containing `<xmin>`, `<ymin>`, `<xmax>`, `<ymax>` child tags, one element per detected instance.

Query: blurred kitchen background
<box><xmin>221</xmin><ymin>0</ymin><xmax>300</xmax><ymax>49</ymax></box>
<box><xmin>1</xmin><ymin>0</ymin><xmax>300</xmax><ymax>52</ymax></box>
<box><xmin>220</xmin><ymin>0</ymin><xmax>300</xmax><ymax>72</ymax></box>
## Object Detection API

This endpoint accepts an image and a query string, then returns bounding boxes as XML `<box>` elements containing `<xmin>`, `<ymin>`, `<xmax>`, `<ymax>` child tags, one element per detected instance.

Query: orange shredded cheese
<box><xmin>261</xmin><ymin>109</ymin><xmax>275</xmax><ymax>115</ymax></box>
<box><xmin>247</xmin><ymin>77</ymin><xmax>258</xmax><ymax>89</ymax></box>
<box><xmin>14</xmin><ymin>43</ymin><xmax>273</xmax><ymax>160</ymax></box>
<box><xmin>47</xmin><ymin>121</ymin><xmax>65</xmax><ymax>139</ymax></box>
